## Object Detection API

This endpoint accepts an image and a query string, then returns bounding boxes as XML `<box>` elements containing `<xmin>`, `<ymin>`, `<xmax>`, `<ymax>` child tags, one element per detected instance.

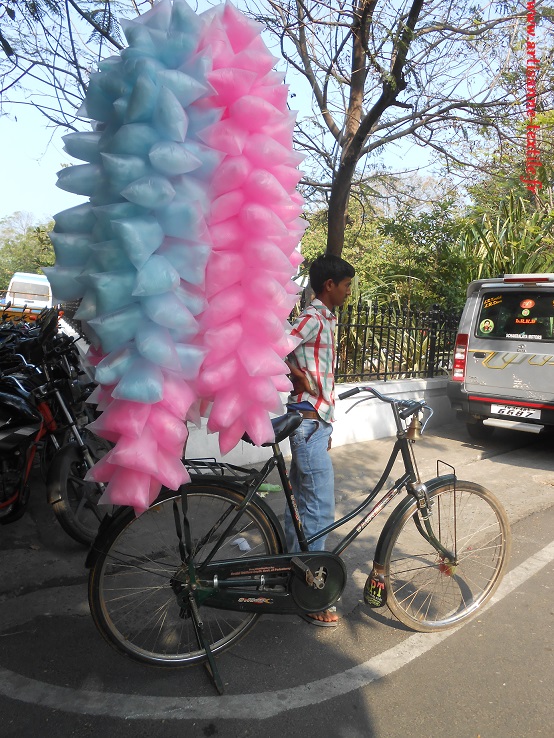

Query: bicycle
<box><xmin>87</xmin><ymin>386</ymin><xmax>511</xmax><ymax>694</ymax></box>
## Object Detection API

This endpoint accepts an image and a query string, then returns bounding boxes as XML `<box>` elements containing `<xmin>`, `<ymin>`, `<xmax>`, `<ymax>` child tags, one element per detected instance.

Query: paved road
<box><xmin>0</xmin><ymin>423</ymin><xmax>553</xmax><ymax>737</ymax></box>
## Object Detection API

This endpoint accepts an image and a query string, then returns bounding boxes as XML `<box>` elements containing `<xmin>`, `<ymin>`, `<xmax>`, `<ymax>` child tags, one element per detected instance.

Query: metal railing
<box><xmin>60</xmin><ymin>298</ymin><xmax>461</xmax><ymax>383</ymax></box>
<box><xmin>334</xmin><ymin>302</ymin><xmax>460</xmax><ymax>382</ymax></box>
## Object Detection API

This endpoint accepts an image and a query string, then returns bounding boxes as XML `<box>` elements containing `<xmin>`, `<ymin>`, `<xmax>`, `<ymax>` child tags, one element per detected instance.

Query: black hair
<box><xmin>309</xmin><ymin>254</ymin><xmax>355</xmax><ymax>295</ymax></box>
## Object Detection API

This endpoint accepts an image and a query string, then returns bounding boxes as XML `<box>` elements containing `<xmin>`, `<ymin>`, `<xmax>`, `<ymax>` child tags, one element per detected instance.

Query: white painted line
<box><xmin>1</xmin><ymin>539</ymin><xmax>553</xmax><ymax>720</ymax></box>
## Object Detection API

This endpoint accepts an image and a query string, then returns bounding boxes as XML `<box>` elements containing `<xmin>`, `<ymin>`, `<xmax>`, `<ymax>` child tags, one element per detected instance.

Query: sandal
<box><xmin>299</xmin><ymin>608</ymin><xmax>339</xmax><ymax>627</ymax></box>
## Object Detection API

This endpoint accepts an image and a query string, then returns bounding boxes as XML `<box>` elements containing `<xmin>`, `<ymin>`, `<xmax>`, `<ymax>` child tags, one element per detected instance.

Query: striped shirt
<box><xmin>287</xmin><ymin>299</ymin><xmax>337</xmax><ymax>422</ymax></box>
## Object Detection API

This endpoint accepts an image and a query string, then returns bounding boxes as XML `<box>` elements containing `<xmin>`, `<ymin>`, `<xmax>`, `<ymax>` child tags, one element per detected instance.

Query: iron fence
<box><xmin>60</xmin><ymin>298</ymin><xmax>461</xmax><ymax>383</ymax></box>
<box><xmin>334</xmin><ymin>302</ymin><xmax>461</xmax><ymax>382</ymax></box>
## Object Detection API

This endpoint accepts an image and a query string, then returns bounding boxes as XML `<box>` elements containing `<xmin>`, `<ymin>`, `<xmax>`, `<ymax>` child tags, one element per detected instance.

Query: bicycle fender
<box><xmin>46</xmin><ymin>443</ymin><xmax>82</xmax><ymax>505</ymax></box>
<box><xmin>85</xmin><ymin>479</ymin><xmax>286</xmax><ymax>569</ymax></box>
<box><xmin>372</xmin><ymin>474</ymin><xmax>456</xmax><ymax>567</ymax></box>
<box><xmin>185</xmin><ymin>476</ymin><xmax>286</xmax><ymax>553</ymax></box>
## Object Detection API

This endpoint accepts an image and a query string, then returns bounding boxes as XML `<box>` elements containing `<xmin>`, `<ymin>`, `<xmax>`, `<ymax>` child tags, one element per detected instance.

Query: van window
<box><xmin>476</xmin><ymin>291</ymin><xmax>554</xmax><ymax>341</ymax></box>
<box><xmin>10</xmin><ymin>280</ymin><xmax>51</xmax><ymax>300</ymax></box>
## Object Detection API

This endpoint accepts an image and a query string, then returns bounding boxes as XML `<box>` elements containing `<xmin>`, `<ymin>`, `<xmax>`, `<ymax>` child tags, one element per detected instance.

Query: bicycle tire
<box><xmin>383</xmin><ymin>480</ymin><xmax>511</xmax><ymax>632</ymax></box>
<box><xmin>50</xmin><ymin>437</ymin><xmax>110</xmax><ymax>546</ymax></box>
<box><xmin>88</xmin><ymin>484</ymin><xmax>281</xmax><ymax>667</ymax></box>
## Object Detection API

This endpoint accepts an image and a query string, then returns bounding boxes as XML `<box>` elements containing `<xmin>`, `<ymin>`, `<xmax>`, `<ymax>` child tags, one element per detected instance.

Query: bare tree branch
<box><xmin>246</xmin><ymin>0</ymin><xmax>553</xmax><ymax>255</ymax></box>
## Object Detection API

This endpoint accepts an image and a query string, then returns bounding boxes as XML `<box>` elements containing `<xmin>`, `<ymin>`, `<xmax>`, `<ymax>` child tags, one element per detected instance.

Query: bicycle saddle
<box><xmin>242</xmin><ymin>411</ymin><xmax>303</xmax><ymax>446</ymax></box>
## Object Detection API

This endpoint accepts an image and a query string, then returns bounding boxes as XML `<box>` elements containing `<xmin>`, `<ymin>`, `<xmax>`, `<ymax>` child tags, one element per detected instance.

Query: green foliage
<box><xmin>299</xmin><ymin>197</ymin><xmax>470</xmax><ymax>311</ymax></box>
<box><xmin>375</xmin><ymin>201</ymin><xmax>470</xmax><ymax>311</ymax></box>
<box><xmin>459</xmin><ymin>194</ymin><xmax>554</xmax><ymax>282</ymax></box>
<box><xmin>299</xmin><ymin>189</ymin><xmax>554</xmax><ymax>316</ymax></box>
<box><xmin>0</xmin><ymin>213</ymin><xmax>55</xmax><ymax>289</ymax></box>
<box><xmin>299</xmin><ymin>201</ymin><xmax>387</xmax><ymax>291</ymax></box>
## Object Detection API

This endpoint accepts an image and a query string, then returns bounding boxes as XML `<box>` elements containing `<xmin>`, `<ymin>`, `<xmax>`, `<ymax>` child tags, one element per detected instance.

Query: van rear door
<box><xmin>7</xmin><ymin>275</ymin><xmax>52</xmax><ymax>309</ymax></box>
<box><xmin>466</xmin><ymin>287</ymin><xmax>554</xmax><ymax>409</ymax></box>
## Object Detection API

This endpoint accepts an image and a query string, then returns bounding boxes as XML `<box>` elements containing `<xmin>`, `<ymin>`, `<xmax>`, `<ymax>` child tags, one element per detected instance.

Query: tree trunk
<box><xmin>325</xmin><ymin>0</ymin><xmax>425</xmax><ymax>258</ymax></box>
<box><xmin>326</xmin><ymin>159</ymin><xmax>358</xmax><ymax>257</ymax></box>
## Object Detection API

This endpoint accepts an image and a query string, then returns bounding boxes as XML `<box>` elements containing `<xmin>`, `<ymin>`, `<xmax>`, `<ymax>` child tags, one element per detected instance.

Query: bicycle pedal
<box><xmin>290</xmin><ymin>556</ymin><xmax>315</xmax><ymax>586</ymax></box>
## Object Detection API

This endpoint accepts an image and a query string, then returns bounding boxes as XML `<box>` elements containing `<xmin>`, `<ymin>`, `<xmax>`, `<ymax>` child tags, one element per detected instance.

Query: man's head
<box><xmin>309</xmin><ymin>254</ymin><xmax>355</xmax><ymax>309</ymax></box>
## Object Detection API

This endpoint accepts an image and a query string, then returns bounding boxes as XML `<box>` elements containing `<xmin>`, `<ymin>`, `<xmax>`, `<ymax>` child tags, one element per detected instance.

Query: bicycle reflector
<box><xmin>451</xmin><ymin>333</ymin><xmax>468</xmax><ymax>381</ymax></box>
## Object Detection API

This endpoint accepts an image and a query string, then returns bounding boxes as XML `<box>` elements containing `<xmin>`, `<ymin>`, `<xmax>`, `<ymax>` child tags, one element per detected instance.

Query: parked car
<box><xmin>447</xmin><ymin>273</ymin><xmax>554</xmax><ymax>438</ymax></box>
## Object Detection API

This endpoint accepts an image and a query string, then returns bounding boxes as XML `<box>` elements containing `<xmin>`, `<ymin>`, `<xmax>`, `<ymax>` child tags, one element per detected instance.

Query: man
<box><xmin>285</xmin><ymin>253</ymin><xmax>354</xmax><ymax>626</ymax></box>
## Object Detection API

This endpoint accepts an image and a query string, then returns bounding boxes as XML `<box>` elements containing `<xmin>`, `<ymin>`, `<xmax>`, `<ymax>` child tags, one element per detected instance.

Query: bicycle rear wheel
<box><xmin>383</xmin><ymin>480</ymin><xmax>510</xmax><ymax>632</ymax></box>
<box><xmin>88</xmin><ymin>485</ymin><xmax>281</xmax><ymax>666</ymax></box>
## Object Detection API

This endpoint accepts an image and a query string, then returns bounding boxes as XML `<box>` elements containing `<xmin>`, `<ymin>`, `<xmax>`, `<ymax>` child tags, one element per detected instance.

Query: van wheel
<box><xmin>466</xmin><ymin>420</ymin><xmax>495</xmax><ymax>440</ymax></box>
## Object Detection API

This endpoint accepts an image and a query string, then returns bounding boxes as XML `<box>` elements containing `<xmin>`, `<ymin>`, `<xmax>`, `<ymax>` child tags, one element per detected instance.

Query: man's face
<box><xmin>329</xmin><ymin>277</ymin><xmax>352</xmax><ymax>308</ymax></box>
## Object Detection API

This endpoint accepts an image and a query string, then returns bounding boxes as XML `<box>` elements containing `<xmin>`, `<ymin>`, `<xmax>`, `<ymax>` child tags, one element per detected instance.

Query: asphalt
<box><xmin>0</xmin><ymin>419</ymin><xmax>553</xmax><ymax>734</ymax></box>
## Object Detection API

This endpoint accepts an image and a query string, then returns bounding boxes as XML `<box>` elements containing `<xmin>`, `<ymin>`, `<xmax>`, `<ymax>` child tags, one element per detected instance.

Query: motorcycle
<box><xmin>0</xmin><ymin>308</ymin><xmax>111</xmax><ymax>544</ymax></box>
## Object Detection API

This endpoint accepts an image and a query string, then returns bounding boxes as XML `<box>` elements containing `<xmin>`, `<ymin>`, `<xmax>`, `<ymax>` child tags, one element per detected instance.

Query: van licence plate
<box><xmin>490</xmin><ymin>404</ymin><xmax>541</xmax><ymax>419</ymax></box>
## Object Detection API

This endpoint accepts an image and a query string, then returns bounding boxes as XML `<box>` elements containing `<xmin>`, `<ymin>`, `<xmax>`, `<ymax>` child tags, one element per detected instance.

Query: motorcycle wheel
<box><xmin>49</xmin><ymin>436</ymin><xmax>112</xmax><ymax>546</ymax></box>
<box><xmin>39</xmin><ymin>430</ymin><xmax>70</xmax><ymax>481</ymax></box>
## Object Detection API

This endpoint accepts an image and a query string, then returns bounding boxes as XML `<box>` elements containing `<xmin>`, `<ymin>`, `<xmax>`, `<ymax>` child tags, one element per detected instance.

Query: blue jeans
<box><xmin>284</xmin><ymin>418</ymin><xmax>334</xmax><ymax>552</ymax></box>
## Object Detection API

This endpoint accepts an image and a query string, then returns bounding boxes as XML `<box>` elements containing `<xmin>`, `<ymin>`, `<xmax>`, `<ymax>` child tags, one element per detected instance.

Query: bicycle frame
<box><xmin>173</xmin><ymin>400</ymin><xmax>458</xmax><ymax>693</ymax></box>
<box><xmin>179</xmin><ymin>404</ymin><xmax>458</xmax><ymax>619</ymax></box>
<box><xmin>86</xmin><ymin>379</ymin><xmax>513</xmax><ymax>700</ymax></box>
<box><xmin>87</xmin><ymin>385</ymin><xmax>516</xmax><ymax>699</ymax></box>
<box><xmin>188</xmin><ymin>398</ymin><xmax>441</xmax><ymax>571</ymax></box>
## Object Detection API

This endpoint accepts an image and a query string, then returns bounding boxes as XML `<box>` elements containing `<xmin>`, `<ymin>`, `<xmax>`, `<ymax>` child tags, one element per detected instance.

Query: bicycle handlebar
<box><xmin>337</xmin><ymin>387</ymin><xmax>360</xmax><ymax>400</ymax></box>
<box><xmin>338</xmin><ymin>385</ymin><xmax>429</xmax><ymax>422</ymax></box>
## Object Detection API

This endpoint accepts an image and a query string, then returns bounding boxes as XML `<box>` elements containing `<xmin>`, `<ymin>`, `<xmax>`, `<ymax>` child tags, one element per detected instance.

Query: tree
<box><xmin>377</xmin><ymin>200</ymin><xmax>470</xmax><ymax>311</ymax></box>
<box><xmin>247</xmin><ymin>0</ymin><xmax>554</xmax><ymax>255</ymax></box>
<box><xmin>2</xmin><ymin>0</ymin><xmax>553</xmax><ymax>261</ymax></box>
<box><xmin>298</xmin><ymin>186</ymin><xmax>472</xmax><ymax>310</ymax></box>
<box><xmin>0</xmin><ymin>212</ymin><xmax>54</xmax><ymax>288</ymax></box>
<box><xmin>467</xmin><ymin>111</ymin><xmax>554</xmax><ymax>216</ymax></box>
<box><xmin>0</xmin><ymin>0</ymin><xmax>132</xmax><ymax>129</ymax></box>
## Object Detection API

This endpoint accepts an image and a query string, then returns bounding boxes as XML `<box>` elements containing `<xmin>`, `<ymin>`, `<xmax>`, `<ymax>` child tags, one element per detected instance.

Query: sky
<box><xmin>0</xmin><ymin>0</ymin><xmax>436</xmax><ymax>227</ymax></box>
<box><xmin>0</xmin><ymin>105</ymin><xmax>83</xmax><ymax>224</ymax></box>
<box><xmin>0</xmin><ymin>97</ymin><xmax>424</xmax><ymax>227</ymax></box>
<box><xmin>0</xmin><ymin>0</ymin><xmax>418</xmax><ymax>227</ymax></box>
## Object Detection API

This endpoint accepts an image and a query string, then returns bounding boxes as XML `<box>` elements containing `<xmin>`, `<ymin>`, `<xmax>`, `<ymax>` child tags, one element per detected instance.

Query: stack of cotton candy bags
<box><xmin>46</xmin><ymin>0</ymin><xmax>305</xmax><ymax>514</ymax></box>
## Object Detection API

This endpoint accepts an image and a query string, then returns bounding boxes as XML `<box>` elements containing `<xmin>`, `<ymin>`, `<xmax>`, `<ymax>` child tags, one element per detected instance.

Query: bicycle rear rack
<box><xmin>184</xmin><ymin>458</ymin><xmax>260</xmax><ymax>483</ymax></box>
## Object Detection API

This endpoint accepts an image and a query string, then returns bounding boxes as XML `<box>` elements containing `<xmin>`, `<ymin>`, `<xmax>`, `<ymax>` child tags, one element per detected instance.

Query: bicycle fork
<box><xmin>409</xmin><ymin>480</ymin><xmax>458</xmax><ymax>572</ymax></box>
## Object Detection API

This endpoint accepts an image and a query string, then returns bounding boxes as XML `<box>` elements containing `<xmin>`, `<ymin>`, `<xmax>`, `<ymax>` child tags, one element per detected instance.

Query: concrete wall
<box><xmin>185</xmin><ymin>377</ymin><xmax>456</xmax><ymax>465</ymax></box>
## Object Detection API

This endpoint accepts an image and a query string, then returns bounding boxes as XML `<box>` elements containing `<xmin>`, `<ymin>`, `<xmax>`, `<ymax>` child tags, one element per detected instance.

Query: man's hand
<box><xmin>290</xmin><ymin>371</ymin><xmax>317</xmax><ymax>396</ymax></box>
<box><xmin>286</xmin><ymin>361</ymin><xmax>317</xmax><ymax>396</ymax></box>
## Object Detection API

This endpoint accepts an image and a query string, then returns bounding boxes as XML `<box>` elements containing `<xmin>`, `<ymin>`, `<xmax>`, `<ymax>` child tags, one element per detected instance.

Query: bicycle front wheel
<box><xmin>383</xmin><ymin>480</ymin><xmax>511</xmax><ymax>632</ymax></box>
<box><xmin>88</xmin><ymin>485</ymin><xmax>281</xmax><ymax>666</ymax></box>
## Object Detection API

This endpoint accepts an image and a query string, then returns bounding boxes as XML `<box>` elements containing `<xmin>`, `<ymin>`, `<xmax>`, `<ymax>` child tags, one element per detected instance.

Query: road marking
<box><xmin>1</xmin><ymin>539</ymin><xmax>553</xmax><ymax>720</ymax></box>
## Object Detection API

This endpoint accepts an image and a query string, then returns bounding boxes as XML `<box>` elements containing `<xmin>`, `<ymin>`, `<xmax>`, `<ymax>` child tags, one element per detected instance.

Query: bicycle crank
<box><xmin>289</xmin><ymin>553</ymin><xmax>347</xmax><ymax>613</ymax></box>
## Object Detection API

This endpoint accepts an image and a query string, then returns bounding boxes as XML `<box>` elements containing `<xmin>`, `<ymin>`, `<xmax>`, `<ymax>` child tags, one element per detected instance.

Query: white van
<box><xmin>6</xmin><ymin>272</ymin><xmax>53</xmax><ymax>310</ymax></box>
<box><xmin>448</xmin><ymin>273</ymin><xmax>554</xmax><ymax>438</ymax></box>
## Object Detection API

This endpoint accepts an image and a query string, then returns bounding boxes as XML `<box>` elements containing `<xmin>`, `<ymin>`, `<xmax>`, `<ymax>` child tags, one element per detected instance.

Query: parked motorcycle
<box><xmin>0</xmin><ymin>308</ymin><xmax>111</xmax><ymax>545</ymax></box>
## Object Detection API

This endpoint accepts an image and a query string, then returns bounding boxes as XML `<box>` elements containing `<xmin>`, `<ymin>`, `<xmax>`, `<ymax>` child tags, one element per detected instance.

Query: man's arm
<box><xmin>285</xmin><ymin>359</ymin><xmax>317</xmax><ymax>397</ymax></box>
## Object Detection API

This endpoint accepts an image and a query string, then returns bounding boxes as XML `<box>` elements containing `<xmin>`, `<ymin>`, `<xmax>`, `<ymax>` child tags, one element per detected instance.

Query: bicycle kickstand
<box><xmin>188</xmin><ymin>593</ymin><xmax>225</xmax><ymax>695</ymax></box>
<box><xmin>175</xmin><ymin>491</ymin><xmax>225</xmax><ymax>695</ymax></box>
